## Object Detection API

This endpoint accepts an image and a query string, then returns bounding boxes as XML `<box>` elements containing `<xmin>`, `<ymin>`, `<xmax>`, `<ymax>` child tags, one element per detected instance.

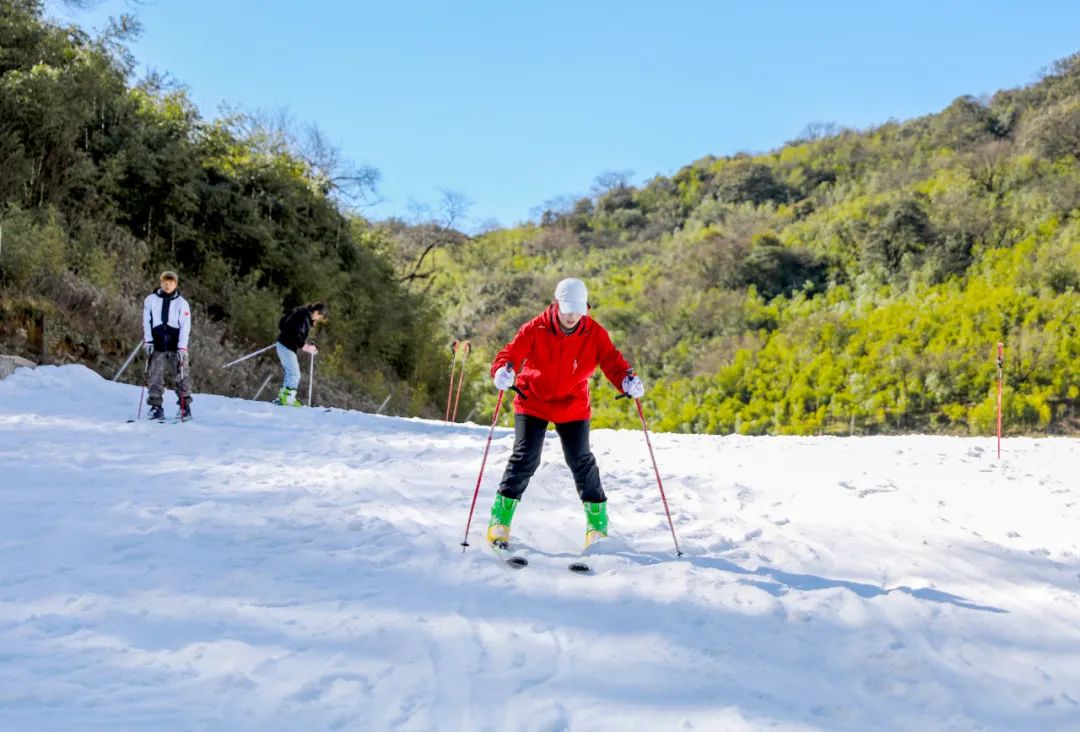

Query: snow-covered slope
<box><xmin>1</xmin><ymin>365</ymin><xmax>1078</xmax><ymax>731</ymax></box>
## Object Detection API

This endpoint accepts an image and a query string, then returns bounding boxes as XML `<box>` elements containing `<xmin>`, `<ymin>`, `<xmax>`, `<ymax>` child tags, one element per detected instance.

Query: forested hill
<box><xmin>2</xmin><ymin>2</ymin><xmax>1078</xmax><ymax>434</ymax></box>
<box><xmin>0</xmin><ymin>1</ymin><xmax>449</xmax><ymax>415</ymax></box>
<box><xmin>430</xmin><ymin>55</ymin><xmax>1080</xmax><ymax>435</ymax></box>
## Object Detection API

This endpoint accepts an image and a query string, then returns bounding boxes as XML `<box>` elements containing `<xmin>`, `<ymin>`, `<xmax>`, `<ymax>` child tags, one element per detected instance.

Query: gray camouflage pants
<box><xmin>147</xmin><ymin>351</ymin><xmax>193</xmax><ymax>406</ymax></box>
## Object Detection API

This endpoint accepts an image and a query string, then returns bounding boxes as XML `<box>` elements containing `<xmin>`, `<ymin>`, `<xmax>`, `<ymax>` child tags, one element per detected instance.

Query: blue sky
<box><xmin>58</xmin><ymin>1</ymin><xmax>1080</xmax><ymax>231</ymax></box>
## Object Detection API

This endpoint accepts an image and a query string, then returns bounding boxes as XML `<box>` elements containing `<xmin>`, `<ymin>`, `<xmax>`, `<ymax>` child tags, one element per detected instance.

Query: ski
<box><xmin>568</xmin><ymin>536</ymin><xmax>629</xmax><ymax>574</ymax></box>
<box><xmin>489</xmin><ymin>542</ymin><xmax>528</xmax><ymax>568</ymax></box>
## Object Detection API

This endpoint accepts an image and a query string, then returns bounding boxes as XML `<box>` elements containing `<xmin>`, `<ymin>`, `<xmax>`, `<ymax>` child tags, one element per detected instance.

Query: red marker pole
<box><xmin>444</xmin><ymin>341</ymin><xmax>459</xmax><ymax>423</ymax></box>
<box><xmin>996</xmin><ymin>342</ymin><xmax>1004</xmax><ymax>459</ymax></box>
<box><xmin>451</xmin><ymin>341</ymin><xmax>471</xmax><ymax>423</ymax></box>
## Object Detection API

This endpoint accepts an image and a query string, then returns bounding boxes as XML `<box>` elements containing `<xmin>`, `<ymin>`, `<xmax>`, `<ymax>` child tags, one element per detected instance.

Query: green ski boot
<box><xmin>487</xmin><ymin>494</ymin><xmax>519</xmax><ymax>549</ymax></box>
<box><xmin>277</xmin><ymin>387</ymin><xmax>302</xmax><ymax>406</ymax></box>
<box><xmin>583</xmin><ymin>501</ymin><xmax>608</xmax><ymax>549</ymax></box>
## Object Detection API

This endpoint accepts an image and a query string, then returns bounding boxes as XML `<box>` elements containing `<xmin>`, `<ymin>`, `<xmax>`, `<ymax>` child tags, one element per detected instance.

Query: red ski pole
<box><xmin>633</xmin><ymin>397</ymin><xmax>683</xmax><ymax>556</ymax></box>
<box><xmin>996</xmin><ymin>342</ymin><xmax>1004</xmax><ymax>459</ymax></box>
<box><xmin>460</xmin><ymin>389</ymin><xmax>506</xmax><ymax>550</ymax></box>
<box><xmin>444</xmin><ymin>341</ymin><xmax>459</xmax><ymax>423</ymax></box>
<box><xmin>451</xmin><ymin>341</ymin><xmax>471</xmax><ymax>423</ymax></box>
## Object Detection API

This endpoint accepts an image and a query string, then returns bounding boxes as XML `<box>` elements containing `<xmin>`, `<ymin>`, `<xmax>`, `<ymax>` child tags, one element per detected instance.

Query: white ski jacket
<box><xmin>143</xmin><ymin>289</ymin><xmax>192</xmax><ymax>352</ymax></box>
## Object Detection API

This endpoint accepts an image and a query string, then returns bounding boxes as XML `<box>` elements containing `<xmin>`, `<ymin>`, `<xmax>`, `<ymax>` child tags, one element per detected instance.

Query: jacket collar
<box><xmin>155</xmin><ymin>288</ymin><xmax>180</xmax><ymax>300</ymax></box>
<box><xmin>543</xmin><ymin>302</ymin><xmax>590</xmax><ymax>336</ymax></box>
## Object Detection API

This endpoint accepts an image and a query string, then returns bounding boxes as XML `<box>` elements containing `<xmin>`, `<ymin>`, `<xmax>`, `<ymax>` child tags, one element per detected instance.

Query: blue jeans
<box><xmin>276</xmin><ymin>342</ymin><xmax>301</xmax><ymax>389</ymax></box>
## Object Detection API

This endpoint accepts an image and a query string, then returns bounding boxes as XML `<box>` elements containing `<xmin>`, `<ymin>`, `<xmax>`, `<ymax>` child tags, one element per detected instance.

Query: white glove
<box><xmin>622</xmin><ymin>373</ymin><xmax>645</xmax><ymax>398</ymax></box>
<box><xmin>301</xmin><ymin>342</ymin><xmax>319</xmax><ymax>355</ymax></box>
<box><xmin>143</xmin><ymin>342</ymin><xmax>154</xmax><ymax>355</ymax></box>
<box><xmin>493</xmin><ymin>365</ymin><xmax>515</xmax><ymax>391</ymax></box>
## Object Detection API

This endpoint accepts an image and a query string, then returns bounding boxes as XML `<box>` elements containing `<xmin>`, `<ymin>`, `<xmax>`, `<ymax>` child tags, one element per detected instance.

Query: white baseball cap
<box><xmin>554</xmin><ymin>278</ymin><xmax>588</xmax><ymax>315</ymax></box>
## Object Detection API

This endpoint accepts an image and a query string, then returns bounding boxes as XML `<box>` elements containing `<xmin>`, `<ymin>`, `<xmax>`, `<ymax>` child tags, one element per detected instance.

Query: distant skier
<box><xmin>142</xmin><ymin>270</ymin><xmax>193</xmax><ymax>420</ymax></box>
<box><xmin>486</xmin><ymin>277</ymin><xmax>644</xmax><ymax>551</ymax></box>
<box><xmin>275</xmin><ymin>301</ymin><xmax>328</xmax><ymax>406</ymax></box>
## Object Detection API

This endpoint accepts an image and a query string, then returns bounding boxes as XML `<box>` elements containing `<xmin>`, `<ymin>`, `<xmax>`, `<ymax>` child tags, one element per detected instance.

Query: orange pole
<box><xmin>444</xmin><ymin>341</ymin><xmax>459</xmax><ymax>423</ymax></box>
<box><xmin>451</xmin><ymin>341</ymin><xmax>471</xmax><ymax>423</ymax></box>
<box><xmin>996</xmin><ymin>342</ymin><xmax>1004</xmax><ymax>459</ymax></box>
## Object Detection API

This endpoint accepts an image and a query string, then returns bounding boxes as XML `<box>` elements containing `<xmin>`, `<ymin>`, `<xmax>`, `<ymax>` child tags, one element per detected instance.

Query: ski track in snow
<box><xmin>0</xmin><ymin>365</ymin><xmax>1078</xmax><ymax>731</ymax></box>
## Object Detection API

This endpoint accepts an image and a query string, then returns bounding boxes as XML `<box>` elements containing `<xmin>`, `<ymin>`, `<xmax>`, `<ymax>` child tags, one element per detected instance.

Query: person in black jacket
<box><xmin>275</xmin><ymin>302</ymin><xmax>327</xmax><ymax>406</ymax></box>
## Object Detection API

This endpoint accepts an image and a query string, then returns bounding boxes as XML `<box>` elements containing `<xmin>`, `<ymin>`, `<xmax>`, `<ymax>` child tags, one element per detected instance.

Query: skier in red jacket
<box><xmin>486</xmin><ymin>277</ymin><xmax>645</xmax><ymax>551</ymax></box>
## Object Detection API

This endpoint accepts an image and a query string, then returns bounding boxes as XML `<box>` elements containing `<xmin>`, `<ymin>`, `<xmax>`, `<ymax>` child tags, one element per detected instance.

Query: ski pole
<box><xmin>451</xmin><ymin>340</ymin><xmax>470</xmax><ymax>422</ymax></box>
<box><xmin>128</xmin><ymin>352</ymin><xmax>151</xmax><ymax>423</ymax></box>
<box><xmin>631</xmin><ymin>396</ymin><xmax>683</xmax><ymax>557</ymax></box>
<box><xmin>112</xmin><ymin>340</ymin><xmax>143</xmax><ymax>381</ymax></box>
<box><xmin>445</xmin><ymin>340</ymin><xmax>460</xmax><ymax>422</ymax></box>
<box><xmin>252</xmin><ymin>372</ymin><xmax>273</xmax><ymax>400</ymax></box>
<box><xmin>308</xmin><ymin>351</ymin><xmax>315</xmax><ymax>407</ymax></box>
<box><xmin>178</xmin><ymin>357</ymin><xmax>189</xmax><ymax>422</ymax></box>
<box><xmin>460</xmin><ymin>389</ymin><xmax>506</xmax><ymax>550</ymax></box>
<box><xmin>221</xmin><ymin>343</ymin><xmax>276</xmax><ymax>369</ymax></box>
<box><xmin>996</xmin><ymin>342</ymin><xmax>1004</xmax><ymax>459</ymax></box>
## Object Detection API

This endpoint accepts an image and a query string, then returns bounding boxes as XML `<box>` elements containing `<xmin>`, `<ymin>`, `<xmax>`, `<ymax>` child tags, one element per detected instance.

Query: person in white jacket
<box><xmin>142</xmin><ymin>270</ymin><xmax>193</xmax><ymax>420</ymax></box>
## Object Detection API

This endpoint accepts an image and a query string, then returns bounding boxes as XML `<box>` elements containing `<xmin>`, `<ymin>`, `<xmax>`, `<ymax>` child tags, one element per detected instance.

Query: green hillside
<box><xmin>425</xmin><ymin>59</ymin><xmax>1080</xmax><ymax>435</ymax></box>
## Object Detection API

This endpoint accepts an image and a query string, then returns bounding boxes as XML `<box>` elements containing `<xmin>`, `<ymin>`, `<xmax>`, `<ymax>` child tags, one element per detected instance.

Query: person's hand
<box><xmin>301</xmin><ymin>343</ymin><xmax>319</xmax><ymax>355</ymax></box>
<box><xmin>622</xmin><ymin>373</ymin><xmax>645</xmax><ymax>398</ymax></box>
<box><xmin>177</xmin><ymin>349</ymin><xmax>189</xmax><ymax>367</ymax></box>
<box><xmin>493</xmin><ymin>365</ymin><xmax>515</xmax><ymax>391</ymax></box>
<box><xmin>143</xmin><ymin>342</ymin><xmax>153</xmax><ymax>355</ymax></box>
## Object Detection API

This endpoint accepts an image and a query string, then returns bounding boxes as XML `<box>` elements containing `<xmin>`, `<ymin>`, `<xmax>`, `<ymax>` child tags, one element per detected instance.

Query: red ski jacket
<box><xmin>491</xmin><ymin>304</ymin><xmax>632</xmax><ymax>423</ymax></box>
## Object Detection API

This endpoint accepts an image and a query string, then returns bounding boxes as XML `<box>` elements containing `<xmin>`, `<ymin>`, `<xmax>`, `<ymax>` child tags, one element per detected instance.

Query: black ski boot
<box><xmin>179</xmin><ymin>397</ymin><xmax>192</xmax><ymax>421</ymax></box>
<box><xmin>148</xmin><ymin>405</ymin><xmax>165</xmax><ymax>421</ymax></box>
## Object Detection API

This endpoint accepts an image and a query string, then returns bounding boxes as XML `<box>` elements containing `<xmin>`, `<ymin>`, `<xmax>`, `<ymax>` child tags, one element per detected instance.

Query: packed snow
<box><xmin>0</xmin><ymin>365</ymin><xmax>1078</xmax><ymax>731</ymax></box>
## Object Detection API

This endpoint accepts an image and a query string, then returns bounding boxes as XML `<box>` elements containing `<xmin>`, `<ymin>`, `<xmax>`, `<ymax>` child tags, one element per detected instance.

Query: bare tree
<box><xmin>529</xmin><ymin>194</ymin><xmax>578</xmax><ymax>224</ymax></box>
<box><xmin>216</xmin><ymin>106</ymin><xmax>381</xmax><ymax>206</ymax></box>
<box><xmin>471</xmin><ymin>217</ymin><xmax>502</xmax><ymax>235</ymax></box>
<box><xmin>436</xmin><ymin>189</ymin><xmax>472</xmax><ymax>229</ymax></box>
<box><xmin>394</xmin><ymin>190</ymin><xmax>472</xmax><ymax>290</ymax></box>
<box><xmin>591</xmin><ymin>169</ymin><xmax>633</xmax><ymax>197</ymax></box>
<box><xmin>301</xmin><ymin>124</ymin><xmax>381</xmax><ymax>206</ymax></box>
<box><xmin>795</xmin><ymin>121</ymin><xmax>842</xmax><ymax>142</ymax></box>
<box><xmin>56</xmin><ymin>0</ymin><xmax>150</xmax><ymax>13</ymax></box>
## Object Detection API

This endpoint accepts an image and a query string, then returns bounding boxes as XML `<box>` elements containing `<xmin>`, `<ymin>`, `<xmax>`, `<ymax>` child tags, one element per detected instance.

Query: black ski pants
<box><xmin>498</xmin><ymin>414</ymin><xmax>605</xmax><ymax>503</ymax></box>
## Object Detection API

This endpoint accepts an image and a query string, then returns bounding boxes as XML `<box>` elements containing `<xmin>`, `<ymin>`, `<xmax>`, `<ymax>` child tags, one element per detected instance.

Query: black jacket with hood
<box><xmin>277</xmin><ymin>306</ymin><xmax>313</xmax><ymax>353</ymax></box>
